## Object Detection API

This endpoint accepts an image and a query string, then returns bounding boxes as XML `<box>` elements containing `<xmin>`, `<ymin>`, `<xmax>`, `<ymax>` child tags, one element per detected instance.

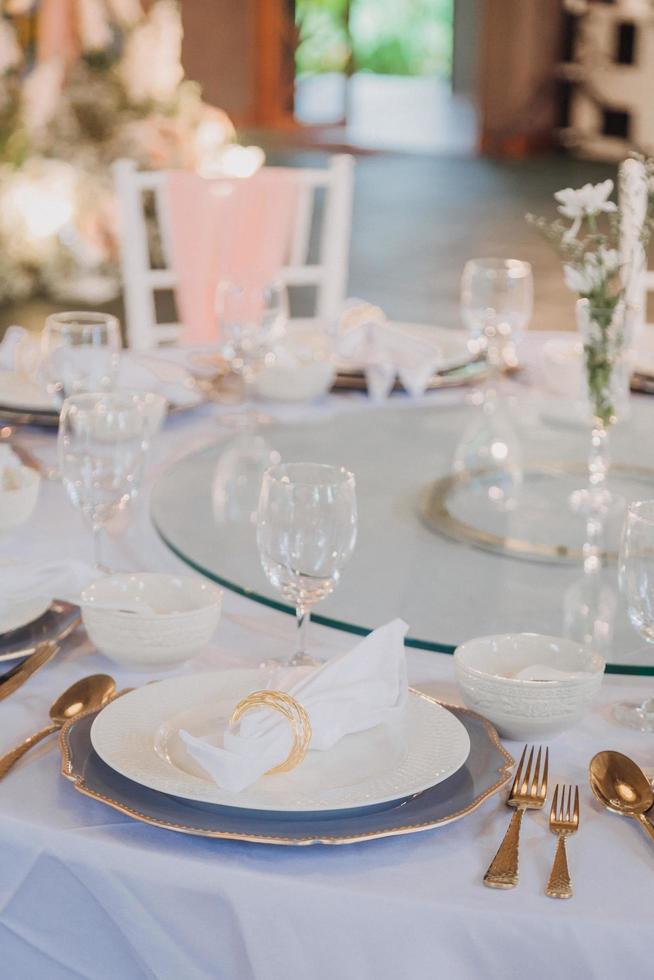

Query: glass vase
<box><xmin>569</xmin><ymin>298</ymin><xmax>634</xmax><ymax>516</ymax></box>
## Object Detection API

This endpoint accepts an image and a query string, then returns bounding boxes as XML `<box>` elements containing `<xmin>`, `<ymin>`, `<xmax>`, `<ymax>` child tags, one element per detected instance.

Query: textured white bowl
<box><xmin>0</xmin><ymin>465</ymin><xmax>40</xmax><ymax>532</ymax></box>
<box><xmin>254</xmin><ymin>326</ymin><xmax>335</xmax><ymax>402</ymax></box>
<box><xmin>454</xmin><ymin>633</ymin><xmax>604</xmax><ymax>740</ymax></box>
<box><xmin>81</xmin><ymin>573</ymin><xmax>222</xmax><ymax>670</ymax></box>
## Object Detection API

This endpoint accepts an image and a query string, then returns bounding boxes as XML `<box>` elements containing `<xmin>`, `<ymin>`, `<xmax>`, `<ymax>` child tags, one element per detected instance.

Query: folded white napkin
<box><xmin>338</xmin><ymin>300</ymin><xmax>443</xmax><ymax>398</ymax></box>
<box><xmin>180</xmin><ymin>618</ymin><xmax>409</xmax><ymax>793</ymax></box>
<box><xmin>0</xmin><ymin>559</ymin><xmax>95</xmax><ymax>617</ymax></box>
<box><xmin>0</xmin><ymin>325</ymin><xmax>41</xmax><ymax>377</ymax></box>
<box><xmin>0</xmin><ymin>326</ymin><xmax>201</xmax><ymax>407</ymax></box>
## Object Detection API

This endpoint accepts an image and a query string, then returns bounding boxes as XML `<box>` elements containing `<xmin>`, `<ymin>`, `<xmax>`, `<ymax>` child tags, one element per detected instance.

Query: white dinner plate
<box><xmin>90</xmin><ymin>670</ymin><xmax>471</xmax><ymax>812</ymax></box>
<box><xmin>0</xmin><ymin>370</ymin><xmax>56</xmax><ymax>412</ymax></box>
<box><xmin>337</xmin><ymin>322</ymin><xmax>473</xmax><ymax>375</ymax></box>
<box><xmin>0</xmin><ymin>596</ymin><xmax>51</xmax><ymax>638</ymax></box>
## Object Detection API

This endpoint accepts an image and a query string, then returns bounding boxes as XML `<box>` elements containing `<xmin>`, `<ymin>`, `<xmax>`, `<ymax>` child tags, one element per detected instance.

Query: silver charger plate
<box><xmin>0</xmin><ymin>601</ymin><xmax>80</xmax><ymax>663</ymax></box>
<box><xmin>60</xmin><ymin>697</ymin><xmax>513</xmax><ymax>846</ymax></box>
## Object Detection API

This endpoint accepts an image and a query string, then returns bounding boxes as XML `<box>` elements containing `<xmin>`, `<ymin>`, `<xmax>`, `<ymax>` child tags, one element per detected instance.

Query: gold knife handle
<box><xmin>0</xmin><ymin>723</ymin><xmax>58</xmax><ymax>779</ymax></box>
<box><xmin>483</xmin><ymin>806</ymin><xmax>524</xmax><ymax>888</ymax></box>
<box><xmin>546</xmin><ymin>835</ymin><xmax>572</xmax><ymax>899</ymax></box>
<box><xmin>635</xmin><ymin>812</ymin><xmax>654</xmax><ymax>843</ymax></box>
<box><xmin>0</xmin><ymin>641</ymin><xmax>59</xmax><ymax>702</ymax></box>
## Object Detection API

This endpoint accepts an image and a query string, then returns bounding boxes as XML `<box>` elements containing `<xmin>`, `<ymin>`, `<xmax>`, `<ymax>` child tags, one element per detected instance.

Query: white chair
<box><xmin>113</xmin><ymin>155</ymin><xmax>355</xmax><ymax>350</ymax></box>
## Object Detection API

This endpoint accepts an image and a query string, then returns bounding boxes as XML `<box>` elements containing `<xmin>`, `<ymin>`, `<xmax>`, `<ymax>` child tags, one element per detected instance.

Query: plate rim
<box><xmin>88</xmin><ymin>674</ymin><xmax>472</xmax><ymax>812</ymax></box>
<box><xmin>0</xmin><ymin>601</ymin><xmax>81</xmax><ymax>662</ymax></box>
<box><xmin>60</xmin><ymin>693</ymin><xmax>513</xmax><ymax>845</ymax></box>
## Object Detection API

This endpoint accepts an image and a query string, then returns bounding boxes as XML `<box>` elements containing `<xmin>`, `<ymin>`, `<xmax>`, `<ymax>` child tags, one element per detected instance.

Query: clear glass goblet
<box><xmin>215</xmin><ymin>280</ymin><xmax>287</xmax><ymax>423</ymax></box>
<box><xmin>256</xmin><ymin>462</ymin><xmax>357</xmax><ymax>667</ymax></box>
<box><xmin>616</xmin><ymin>500</ymin><xmax>654</xmax><ymax>730</ymax></box>
<box><xmin>57</xmin><ymin>392</ymin><xmax>149</xmax><ymax>572</ymax></box>
<box><xmin>42</xmin><ymin>311</ymin><xmax>121</xmax><ymax>401</ymax></box>
<box><xmin>461</xmin><ymin>258</ymin><xmax>533</xmax><ymax>373</ymax></box>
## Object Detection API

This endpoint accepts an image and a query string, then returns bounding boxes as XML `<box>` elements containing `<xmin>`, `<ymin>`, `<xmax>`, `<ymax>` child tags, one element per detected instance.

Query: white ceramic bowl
<box><xmin>0</xmin><ymin>465</ymin><xmax>40</xmax><ymax>532</ymax></box>
<box><xmin>454</xmin><ymin>633</ymin><xmax>604</xmax><ymax>740</ymax></box>
<box><xmin>81</xmin><ymin>573</ymin><xmax>222</xmax><ymax>670</ymax></box>
<box><xmin>254</xmin><ymin>326</ymin><xmax>335</xmax><ymax>402</ymax></box>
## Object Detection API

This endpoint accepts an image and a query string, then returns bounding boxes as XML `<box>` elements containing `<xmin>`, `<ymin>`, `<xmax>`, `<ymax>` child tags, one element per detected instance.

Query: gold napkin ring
<box><xmin>229</xmin><ymin>690</ymin><xmax>312</xmax><ymax>775</ymax></box>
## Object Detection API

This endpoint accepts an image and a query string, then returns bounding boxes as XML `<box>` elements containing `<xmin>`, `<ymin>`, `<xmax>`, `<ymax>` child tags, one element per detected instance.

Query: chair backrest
<box><xmin>618</xmin><ymin>157</ymin><xmax>650</xmax><ymax>340</ymax></box>
<box><xmin>113</xmin><ymin>155</ymin><xmax>355</xmax><ymax>350</ymax></box>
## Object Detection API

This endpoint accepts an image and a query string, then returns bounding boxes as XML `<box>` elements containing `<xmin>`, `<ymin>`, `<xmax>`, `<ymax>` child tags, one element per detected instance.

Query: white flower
<box><xmin>555</xmin><ymin>179</ymin><xmax>617</xmax><ymax>242</ymax></box>
<box><xmin>555</xmin><ymin>180</ymin><xmax>617</xmax><ymax>220</ymax></box>
<box><xmin>563</xmin><ymin>248</ymin><xmax>621</xmax><ymax>296</ymax></box>
<box><xmin>78</xmin><ymin>0</ymin><xmax>113</xmax><ymax>52</ymax></box>
<box><xmin>119</xmin><ymin>0</ymin><xmax>183</xmax><ymax>104</ymax></box>
<box><xmin>0</xmin><ymin>19</ymin><xmax>22</xmax><ymax>74</ymax></box>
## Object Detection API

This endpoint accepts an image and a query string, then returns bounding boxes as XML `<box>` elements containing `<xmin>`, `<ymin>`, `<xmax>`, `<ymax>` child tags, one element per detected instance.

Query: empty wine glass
<box><xmin>58</xmin><ymin>392</ymin><xmax>149</xmax><ymax>572</ymax></box>
<box><xmin>616</xmin><ymin>500</ymin><xmax>654</xmax><ymax>730</ymax></box>
<box><xmin>215</xmin><ymin>280</ymin><xmax>287</xmax><ymax>419</ymax></box>
<box><xmin>461</xmin><ymin>258</ymin><xmax>533</xmax><ymax>371</ymax></box>
<box><xmin>42</xmin><ymin>311</ymin><xmax>121</xmax><ymax>401</ymax></box>
<box><xmin>257</xmin><ymin>462</ymin><xmax>357</xmax><ymax>666</ymax></box>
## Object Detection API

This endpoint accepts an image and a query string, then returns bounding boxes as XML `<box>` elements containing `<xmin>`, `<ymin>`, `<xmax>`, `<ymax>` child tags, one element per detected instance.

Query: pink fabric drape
<box><xmin>165</xmin><ymin>169</ymin><xmax>301</xmax><ymax>345</ymax></box>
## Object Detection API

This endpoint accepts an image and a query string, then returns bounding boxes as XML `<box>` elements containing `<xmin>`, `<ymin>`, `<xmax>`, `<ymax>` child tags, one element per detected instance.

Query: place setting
<box><xmin>4</xmin><ymin>4</ymin><xmax>654</xmax><ymax>972</ymax></box>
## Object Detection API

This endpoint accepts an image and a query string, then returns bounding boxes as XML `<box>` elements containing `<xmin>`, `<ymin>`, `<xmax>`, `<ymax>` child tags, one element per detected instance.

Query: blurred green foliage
<box><xmin>295</xmin><ymin>0</ymin><xmax>453</xmax><ymax>78</ymax></box>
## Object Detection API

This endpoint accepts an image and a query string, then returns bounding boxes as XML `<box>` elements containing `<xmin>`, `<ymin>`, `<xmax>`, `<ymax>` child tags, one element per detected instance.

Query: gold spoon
<box><xmin>0</xmin><ymin>673</ymin><xmax>116</xmax><ymax>779</ymax></box>
<box><xmin>589</xmin><ymin>750</ymin><xmax>654</xmax><ymax>844</ymax></box>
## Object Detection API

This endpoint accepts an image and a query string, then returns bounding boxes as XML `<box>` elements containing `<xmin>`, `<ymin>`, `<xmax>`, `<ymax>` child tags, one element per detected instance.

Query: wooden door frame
<box><xmin>255</xmin><ymin>0</ymin><xmax>297</xmax><ymax>127</ymax></box>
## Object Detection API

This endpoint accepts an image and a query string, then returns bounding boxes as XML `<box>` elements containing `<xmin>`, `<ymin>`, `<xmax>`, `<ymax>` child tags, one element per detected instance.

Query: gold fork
<box><xmin>483</xmin><ymin>744</ymin><xmax>549</xmax><ymax>889</ymax></box>
<box><xmin>546</xmin><ymin>784</ymin><xmax>579</xmax><ymax>899</ymax></box>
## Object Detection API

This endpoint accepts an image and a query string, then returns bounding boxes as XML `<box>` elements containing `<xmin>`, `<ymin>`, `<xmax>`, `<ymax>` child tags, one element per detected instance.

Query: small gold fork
<box><xmin>546</xmin><ymin>784</ymin><xmax>579</xmax><ymax>899</ymax></box>
<box><xmin>484</xmin><ymin>744</ymin><xmax>549</xmax><ymax>889</ymax></box>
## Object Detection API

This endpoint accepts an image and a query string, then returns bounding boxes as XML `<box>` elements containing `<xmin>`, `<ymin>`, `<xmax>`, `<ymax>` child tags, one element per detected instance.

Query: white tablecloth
<box><xmin>2</xmin><ymin>337</ymin><xmax>653</xmax><ymax>980</ymax></box>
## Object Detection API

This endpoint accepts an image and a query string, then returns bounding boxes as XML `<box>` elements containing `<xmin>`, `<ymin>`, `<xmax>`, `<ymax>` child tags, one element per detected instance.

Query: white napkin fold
<box><xmin>0</xmin><ymin>559</ymin><xmax>95</xmax><ymax>617</ymax></box>
<box><xmin>0</xmin><ymin>325</ymin><xmax>41</xmax><ymax>377</ymax></box>
<box><xmin>179</xmin><ymin>618</ymin><xmax>409</xmax><ymax>793</ymax></box>
<box><xmin>0</xmin><ymin>326</ymin><xmax>201</xmax><ymax>407</ymax></box>
<box><xmin>338</xmin><ymin>300</ymin><xmax>443</xmax><ymax>398</ymax></box>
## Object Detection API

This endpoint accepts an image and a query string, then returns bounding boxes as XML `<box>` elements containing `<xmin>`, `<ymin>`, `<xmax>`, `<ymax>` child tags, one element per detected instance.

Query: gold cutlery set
<box><xmin>483</xmin><ymin>745</ymin><xmax>578</xmax><ymax>897</ymax></box>
<box><xmin>485</xmin><ymin>743</ymin><xmax>654</xmax><ymax>898</ymax></box>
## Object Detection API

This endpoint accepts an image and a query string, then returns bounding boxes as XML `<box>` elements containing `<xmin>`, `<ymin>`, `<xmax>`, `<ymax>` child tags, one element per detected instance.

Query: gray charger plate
<box><xmin>60</xmin><ymin>700</ymin><xmax>513</xmax><ymax>846</ymax></box>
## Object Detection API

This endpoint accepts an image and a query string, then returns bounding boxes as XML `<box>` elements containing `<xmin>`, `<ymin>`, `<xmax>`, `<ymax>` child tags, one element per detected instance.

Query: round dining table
<box><xmin>1</xmin><ymin>333</ymin><xmax>653</xmax><ymax>980</ymax></box>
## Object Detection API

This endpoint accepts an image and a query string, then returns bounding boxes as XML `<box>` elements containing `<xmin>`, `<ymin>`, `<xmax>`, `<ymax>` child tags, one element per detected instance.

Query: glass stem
<box><xmin>588</xmin><ymin>422</ymin><xmax>609</xmax><ymax>505</ymax></box>
<box><xmin>296</xmin><ymin>604</ymin><xmax>310</xmax><ymax>659</ymax></box>
<box><xmin>92</xmin><ymin>524</ymin><xmax>109</xmax><ymax>575</ymax></box>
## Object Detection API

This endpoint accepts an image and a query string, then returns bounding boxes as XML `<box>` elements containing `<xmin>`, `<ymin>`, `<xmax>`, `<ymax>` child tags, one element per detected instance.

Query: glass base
<box><xmin>613</xmin><ymin>699</ymin><xmax>654</xmax><ymax>732</ymax></box>
<box><xmin>258</xmin><ymin>653</ymin><xmax>324</xmax><ymax>670</ymax></box>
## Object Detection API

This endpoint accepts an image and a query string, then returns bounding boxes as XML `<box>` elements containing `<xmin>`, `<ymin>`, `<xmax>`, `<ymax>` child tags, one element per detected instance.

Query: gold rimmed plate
<box><xmin>60</xmin><ymin>694</ymin><xmax>513</xmax><ymax>846</ymax></box>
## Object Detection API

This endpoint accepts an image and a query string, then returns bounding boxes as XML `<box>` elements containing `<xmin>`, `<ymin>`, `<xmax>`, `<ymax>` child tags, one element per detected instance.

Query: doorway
<box><xmin>292</xmin><ymin>0</ymin><xmax>476</xmax><ymax>152</ymax></box>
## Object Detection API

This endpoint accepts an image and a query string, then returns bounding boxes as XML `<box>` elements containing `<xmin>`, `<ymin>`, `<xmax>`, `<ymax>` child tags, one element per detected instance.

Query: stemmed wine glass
<box><xmin>616</xmin><ymin>500</ymin><xmax>654</xmax><ymax>730</ymax></box>
<box><xmin>58</xmin><ymin>392</ymin><xmax>150</xmax><ymax>572</ymax></box>
<box><xmin>215</xmin><ymin>280</ymin><xmax>287</xmax><ymax>421</ymax></box>
<box><xmin>42</xmin><ymin>311</ymin><xmax>121</xmax><ymax>401</ymax></box>
<box><xmin>461</xmin><ymin>258</ymin><xmax>533</xmax><ymax>375</ymax></box>
<box><xmin>256</xmin><ymin>462</ymin><xmax>357</xmax><ymax>666</ymax></box>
